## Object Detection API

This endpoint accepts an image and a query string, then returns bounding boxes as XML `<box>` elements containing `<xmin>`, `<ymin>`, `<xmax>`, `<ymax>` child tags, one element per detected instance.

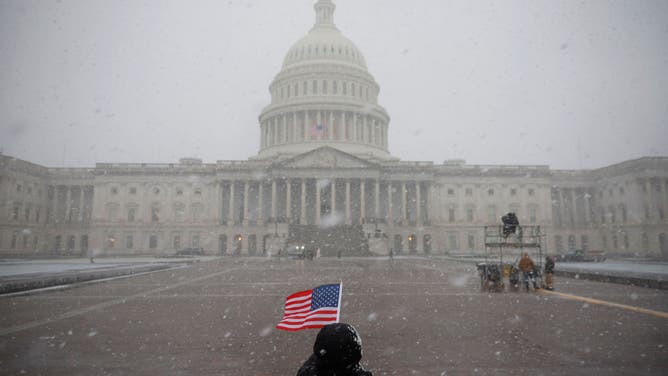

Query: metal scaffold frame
<box><xmin>479</xmin><ymin>225</ymin><xmax>547</xmax><ymax>292</ymax></box>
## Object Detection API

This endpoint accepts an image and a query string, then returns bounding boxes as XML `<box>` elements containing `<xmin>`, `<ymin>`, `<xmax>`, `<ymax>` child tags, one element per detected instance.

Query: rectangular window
<box><xmin>173</xmin><ymin>235</ymin><xmax>181</xmax><ymax>250</ymax></box>
<box><xmin>12</xmin><ymin>206</ymin><xmax>19</xmax><ymax>220</ymax></box>
<box><xmin>126</xmin><ymin>235</ymin><xmax>134</xmax><ymax>249</ymax></box>
<box><xmin>581</xmin><ymin>235</ymin><xmax>589</xmax><ymax>251</ymax></box>
<box><xmin>554</xmin><ymin>235</ymin><xmax>563</xmax><ymax>252</ymax></box>
<box><xmin>149</xmin><ymin>235</ymin><xmax>158</xmax><ymax>249</ymax></box>
<box><xmin>129</xmin><ymin>187</ymin><xmax>137</xmax><ymax>194</ymax></box>
<box><xmin>487</xmin><ymin>205</ymin><xmax>496</xmax><ymax>223</ymax></box>
<box><xmin>448</xmin><ymin>233</ymin><xmax>458</xmax><ymax>251</ymax></box>
<box><xmin>128</xmin><ymin>208</ymin><xmax>136</xmax><ymax>223</ymax></box>
<box><xmin>192</xmin><ymin>234</ymin><xmax>200</xmax><ymax>248</ymax></box>
<box><xmin>151</xmin><ymin>207</ymin><xmax>160</xmax><ymax>223</ymax></box>
<box><xmin>466</xmin><ymin>208</ymin><xmax>474</xmax><ymax>223</ymax></box>
<box><xmin>467</xmin><ymin>233</ymin><xmax>475</xmax><ymax>250</ymax></box>
<box><xmin>510</xmin><ymin>188</ymin><xmax>517</xmax><ymax>196</ymax></box>
<box><xmin>465</xmin><ymin>188</ymin><xmax>472</xmax><ymax>196</ymax></box>
<box><xmin>448</xmin><ymin>208</ymin><xmax>455</xmax><ymax>223</ymax></box>
<box><xmin>11</xmin><ymin>232</ymin><xmax>17</xmax><ymax>249</ymax></box>
<box><xmin>529</xmin><ymin>207</ymin><xmax>537</xmax><ymax>223</ymax></box>
<box><xmin>447</xmin><ymin>188</ymin><xmax>454</xmax><ymax>196</ymax></box>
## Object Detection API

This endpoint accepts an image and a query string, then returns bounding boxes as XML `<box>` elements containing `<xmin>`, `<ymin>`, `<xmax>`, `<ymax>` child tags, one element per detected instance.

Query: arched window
<box><xmin>248</xmin><ymin>234</ymin><xmax>257</xmax><ymax>255</ymax></box>
<box><xmin>234</xmin><ymin>234</ymin><xmax>243</xmax><ymax>255</ymax></box>
<box><xmin>393</xmin><ymin>235</ymin><xmax>403</xmax><ymax>254</ymax></box>
<box><xmin>423</xmin><ymin>235</ymin><xmax>432</xmax><ymax>254</ymax></box>
<box><xmin>219</xmin><ymin>234</ymin><xmax>228</xmax><ymax>255</ymax></box>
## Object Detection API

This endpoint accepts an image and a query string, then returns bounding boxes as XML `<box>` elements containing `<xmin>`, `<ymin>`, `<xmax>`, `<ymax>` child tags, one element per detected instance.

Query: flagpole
<box><xmin>337</xmin><ymin>281</ymin><xmax>343</xmax><ymax>323</ymax></box>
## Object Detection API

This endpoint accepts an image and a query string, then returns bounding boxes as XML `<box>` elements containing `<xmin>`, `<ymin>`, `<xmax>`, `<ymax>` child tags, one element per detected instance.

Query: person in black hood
<box><xmin>297</xmin><ymin>323</ymin><xmax>372</xmax><ymax>376</ymax></box>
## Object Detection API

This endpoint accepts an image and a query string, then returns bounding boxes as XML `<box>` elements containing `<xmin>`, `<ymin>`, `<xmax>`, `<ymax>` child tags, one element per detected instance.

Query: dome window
<box><xmin>333</xmin><ymin>81</ymin><xmax>338</xmax><ymax>95</ymax></box>
<box><xmin>303</xmin><ymin>81</ymin><xmax>308</xmax><ymax>95</ymax></box>
<box><xmin>313</xmin><ymin>80</ymin><xmax>318</xmax><ymax>94</ymax></box>
<box><xmin>322</xmin><ymin>80</ymin><xmax>327</xmax><ymax>94</ymax></box>
<box><xmin>342</xmin><ymin>82</ymin><xmax>347</xmax><ymax>95</ymax></box>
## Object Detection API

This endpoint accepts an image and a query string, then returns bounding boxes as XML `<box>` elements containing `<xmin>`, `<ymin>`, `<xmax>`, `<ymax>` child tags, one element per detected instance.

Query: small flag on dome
<box><xmin>309</xmin><ymin>121</ymin><xmax>328</xmax><ymax>137</ymax></box>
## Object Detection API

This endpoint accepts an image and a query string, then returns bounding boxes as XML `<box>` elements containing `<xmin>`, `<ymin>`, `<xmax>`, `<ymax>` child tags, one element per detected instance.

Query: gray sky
<box><xmin>1</xmin><ymin>0</ymin><xmax>667</xmax><ymax>169</ymax></box>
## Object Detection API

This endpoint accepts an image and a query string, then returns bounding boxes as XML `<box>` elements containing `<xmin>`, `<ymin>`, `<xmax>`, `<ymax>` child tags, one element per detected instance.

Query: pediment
<box><xmin>276</xmin><ymin>147</ymin><xmax>377</xmax><ymax>169</ymax></box>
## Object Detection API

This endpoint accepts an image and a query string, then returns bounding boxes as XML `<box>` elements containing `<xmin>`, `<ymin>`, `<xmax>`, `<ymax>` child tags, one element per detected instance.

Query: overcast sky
<box><xmin>1</xmin><ymin>0</ymin><xmax>667</xmax><ymax>169</ymax></box>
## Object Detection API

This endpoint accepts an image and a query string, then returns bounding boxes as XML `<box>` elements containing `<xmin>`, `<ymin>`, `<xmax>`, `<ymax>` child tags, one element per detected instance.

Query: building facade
<box><xmin>1</xmin><ymin>1</ymin><xmax>667</xmax><ymax>258</ymax></box>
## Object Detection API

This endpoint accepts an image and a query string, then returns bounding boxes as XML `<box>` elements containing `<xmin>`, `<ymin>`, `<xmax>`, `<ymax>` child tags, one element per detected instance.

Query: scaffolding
<box><xmin>480</xmin><ymin>225</ymin><xmax>546</xmax><ymax>292</ymax></box>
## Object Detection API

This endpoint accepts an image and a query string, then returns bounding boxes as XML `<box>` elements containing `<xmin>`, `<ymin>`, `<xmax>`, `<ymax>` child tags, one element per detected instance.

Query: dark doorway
<box><xmin>248</xmin><ymin>234</ymin><xmax>257</xmax><ymax>255</ymax></box>
<box><xmin>408</xmin><ymin>234</ymin><xmax>417</xmax><ymax>254</ymax></box>
<box><xmin>393</xmin><ymin>235</ymin><xmax>403</xmax><ymax>254</ymax></box>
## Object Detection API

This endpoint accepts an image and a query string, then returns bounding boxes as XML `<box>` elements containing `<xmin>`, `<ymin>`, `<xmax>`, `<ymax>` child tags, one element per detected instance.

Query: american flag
<box><xmin>276</xmin><ymin>283</ymin><xmax>342</xmax><ymax>332</ymax></box>
<box><xmin>309</xmin><ymin>121</ymin><xmax>327</xmax><ymax>137</ymax></box>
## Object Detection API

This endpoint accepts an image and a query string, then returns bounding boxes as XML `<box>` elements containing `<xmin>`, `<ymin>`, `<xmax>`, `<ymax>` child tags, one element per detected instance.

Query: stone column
<box><xmin>258</xmin><ymin>182</ymin><xmax>264</xmax><ymax>224</ymax></box>
<box><xmin>286</xmin><ymin>179</ymin><xmax>292</xmax><ymax>221</ymax></box>
<box><xmin>78</xmin><ymin>187</ymin><xmax>85</xmax><ymax>222</ymax></box>
<box><xmin>228</xmin><ymin>181</ymin><xmax>235</xmax><ymax>224</ymax></box>
<box><xmin>301</xmin><ymin>179</ymin><xmax>307</xmax><ymax>224</ymax></box>
<box><xmin>243</xmin><ymin>181</ymin><xmax>249</xmax><ymax>225</ymax></box>
<box><xmin>331</xmin><ymin>179</ymin><xmax>336</xmax><ymax>215</ymax></box>
<box><xmin>371</xmin><ymin>119</ymin><xmax>376</xmax><ymax>145</ymax></box>
<box><xmin>293</xmin><ymin>112</ymin><xmax>298</xmax><ymax>142</ymax></box>
<box><xmin>65</xmin><ymin>186</ymin><xmax>72</xmax><ymax>223</ymax></box>
<box><xmin>402</xmin><ymin>181</ymin><xmax>407</xmax><ymax>225</ymax></box>
<box><xmin>328</xmin><ymin>111</ymin><xmax>334</xmax><ymax>140</ymax></box>
<box><xmin>216</xmin><ymin>182</ymin><xmax>223</xmax><ymax>224</ymax></box>
<box><xmin>416</xmin><ymin>182</ymin><xmax>422</xmax><ymax>225</ymax></box>
<box><xmin>360</xmin><ymin>179</ymin><xmax>366</xmax><ymax>222</ymax></box>
<box><xmin>271</xmin><ymin>180</ymin><xmax>277</xmax><ymax>220</ymax></box>
<box><xmin>387</xmin><ymin>182</ymin><xmax>393</xmax><ymax>225</ymax></box>
<box><xmin>375</xmin><ymin>180</ymin><xmax>380</xmax><ymax>219</ymax></box>
<box><xmin>304</xmin><ymin>111</ymin><xmax>309</xmax><ymax>139</ymax></box>
<box><xmin>316</xmin><ymin>182</ymin><xmax>321</xmax><ymax>225</ymax></box>
<box><xmin>345</xmin><ymin>180</ymin><xmax>351</xmax><ymax>225</ymax></box>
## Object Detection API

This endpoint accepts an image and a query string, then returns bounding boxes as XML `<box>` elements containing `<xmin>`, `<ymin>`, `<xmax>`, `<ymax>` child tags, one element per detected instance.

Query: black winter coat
<box><xmin>297</xmin><ymin>323</ymin><xmax>372</xmax><ymax>376</ymax></box>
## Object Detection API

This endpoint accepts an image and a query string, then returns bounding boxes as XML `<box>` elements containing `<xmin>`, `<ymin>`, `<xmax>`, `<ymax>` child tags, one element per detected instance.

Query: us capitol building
<box><xmin>2</xmin><ymin>0</ymin><xmax>667</xmax><ymax>258</ymax></box>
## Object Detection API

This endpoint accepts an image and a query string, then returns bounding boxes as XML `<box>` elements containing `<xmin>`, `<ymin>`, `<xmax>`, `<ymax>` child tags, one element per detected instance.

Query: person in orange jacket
<box><xmin>518</xmin><ymin>252</ymin><xmax>538</xmax><ymax>291</ymax></box>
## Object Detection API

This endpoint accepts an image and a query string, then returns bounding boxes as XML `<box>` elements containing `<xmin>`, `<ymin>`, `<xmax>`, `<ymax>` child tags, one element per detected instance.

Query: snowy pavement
<box><xmin>0</xmin><ymin>256</ymin><xmax>219</xmax><ymax>277</ymax></box>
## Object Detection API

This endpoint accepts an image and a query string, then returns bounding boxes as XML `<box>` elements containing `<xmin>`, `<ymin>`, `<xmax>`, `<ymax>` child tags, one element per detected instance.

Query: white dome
<box><xmin>282</xmin><ymin>28</ymin><xmax>368</xmax><ymax>70</ymax></box>
<box><xmin>255</xmin><ymin>1</ymin><xmax>395</xmax><ymax>162</ymax></box>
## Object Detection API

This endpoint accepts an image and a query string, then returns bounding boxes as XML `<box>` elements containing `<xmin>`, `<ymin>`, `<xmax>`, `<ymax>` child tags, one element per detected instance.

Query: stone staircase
<box><xmin>287</xmin><ymin>224</ymin><xmax>369</xmax><ymax>256</ymax></box>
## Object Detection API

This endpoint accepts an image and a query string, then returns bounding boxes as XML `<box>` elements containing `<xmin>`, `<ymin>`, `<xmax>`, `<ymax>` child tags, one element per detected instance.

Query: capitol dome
<box><xmin>255</xmin><ymin>0</ymin><xmax>394</xmax><ymax>161</ymax></box>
